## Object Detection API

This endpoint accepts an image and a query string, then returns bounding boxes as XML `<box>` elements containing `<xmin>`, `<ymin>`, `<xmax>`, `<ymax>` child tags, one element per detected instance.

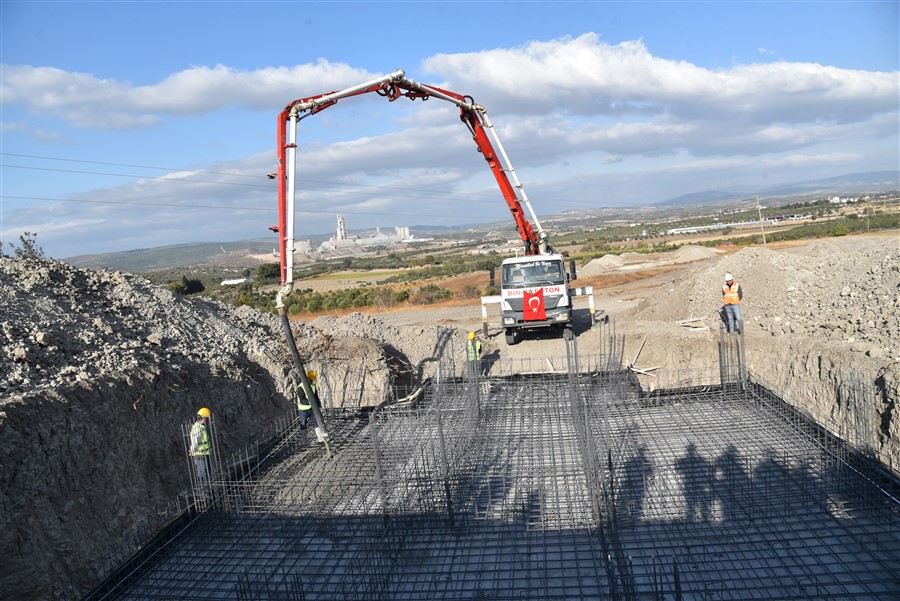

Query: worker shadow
<box><xmin>668</xmin><ymin>443</ymin><xmax>829</xmax><ymax>527</ymax></box>
<box><xmin>675</xmin><ymin>443</ymin><xmax>714</xmax><ymax>523</ymax></box>
<box><xmin>613</xmin><ymin>446</ymin><xmax>653</xmax><ymax>527</ymax></box>
<box><xmin>482</xmin><ymin>350</ymin><xmax>500</xmax><ymax>375</ymax></box>
<box><xmin>375</xmin><ymin>326</ymin><xmax>457</xmax><ymax>394</ymax></box>
<box><xmin>711</xmin><ymin>444</ymin><xmax>751</xmax><ymax>522</ymax></box>
<box><xmin>570</xmin><ymin>307</ymin><xmax>598</xmax><ymax>336</ymax></box>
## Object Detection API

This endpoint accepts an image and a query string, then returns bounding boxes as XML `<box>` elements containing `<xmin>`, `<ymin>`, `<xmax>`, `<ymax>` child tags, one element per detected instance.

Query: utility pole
<box><xmin>756</xmin><ymin>196</ymin><xmax>767</xmax><ymax>248</ymax></box>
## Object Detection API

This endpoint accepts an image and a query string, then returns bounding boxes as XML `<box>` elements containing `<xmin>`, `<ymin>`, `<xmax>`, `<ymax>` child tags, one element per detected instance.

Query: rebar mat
<box><xmin>108</xmin><ymin>370</ymin><xmax>900</xmax><ymax>600</ymax></box>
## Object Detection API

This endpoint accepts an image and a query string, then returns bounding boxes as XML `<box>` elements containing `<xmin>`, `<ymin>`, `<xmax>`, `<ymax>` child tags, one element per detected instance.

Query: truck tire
<box><xmin>505</xmin><ymin>330</ymin><xmax>517</xmax><ymax>345</ymax></box>
<box><xmin>563</xmin><ymin>327</ymin><xmax>574</xmax><ymax>342</ymax></box>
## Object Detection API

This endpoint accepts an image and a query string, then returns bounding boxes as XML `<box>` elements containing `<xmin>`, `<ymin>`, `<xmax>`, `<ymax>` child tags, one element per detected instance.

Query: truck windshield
<box><xmin>502</xmin><ymin>260</ymin><xmax>564</xmax><ymax>288</ymax></box>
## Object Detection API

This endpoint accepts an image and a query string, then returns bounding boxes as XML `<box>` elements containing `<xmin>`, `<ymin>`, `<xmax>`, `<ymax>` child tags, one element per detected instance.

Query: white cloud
<box><xmin>421</xmin><ymin>33</ymin><xmax>898</xmax><ymax>124</ymax></box>
<box><xmin>0</xmin><ymin>61</ymin><xmax>383</xmax><ymax>129</ymax></box>
<box><xmin>0</xmin><ymin>121</ymin><xmax>27</xmax><ymax>132</ymax></box>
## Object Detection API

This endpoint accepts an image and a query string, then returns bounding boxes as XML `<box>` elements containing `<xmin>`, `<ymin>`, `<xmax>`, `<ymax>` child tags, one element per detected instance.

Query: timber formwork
<box><xmin>97</xmin><ymin>330</ymin><xmax>899</xmax><ymax>600</ymax></box>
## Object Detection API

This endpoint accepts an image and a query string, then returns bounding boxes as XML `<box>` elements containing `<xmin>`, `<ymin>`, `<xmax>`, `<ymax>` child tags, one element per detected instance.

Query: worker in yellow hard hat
<box><xmin>190</xmin><ymin>408</ymin><xmax>212</xmax><ymax>483</ymax></box>
<box><xmin>465</xmin><ymin>331</ymin><xmax>482</xmax><ymax>380</ymax></box>
<box><xmin>297</xmin><ymin>370</ymin><xmax>319</xmax><ymax>431</ymax></box>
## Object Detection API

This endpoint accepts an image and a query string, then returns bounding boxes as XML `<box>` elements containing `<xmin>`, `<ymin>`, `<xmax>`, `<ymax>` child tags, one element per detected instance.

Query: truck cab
<box><xmin>500</xmin><ymin>254</ymin><xmax>573</xmax><ymax>344</ymax></box>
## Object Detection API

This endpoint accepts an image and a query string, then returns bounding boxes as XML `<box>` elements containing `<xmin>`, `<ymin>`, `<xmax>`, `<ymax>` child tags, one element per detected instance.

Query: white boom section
<box><xmin>284</xmin><ymin>114</ymin><xmax>298</xmax><ymax>285</ymax></box>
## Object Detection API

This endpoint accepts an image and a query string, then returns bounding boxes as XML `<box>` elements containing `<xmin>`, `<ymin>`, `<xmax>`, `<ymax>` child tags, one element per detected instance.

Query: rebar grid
<box><xmin>104</xmin><ymin>355</ymin><xmax>898</xmax><ymax>600</ymax></box>
<box><xmin>599</xmin><ymin>382</ymin><xmax>899</xmax><ymax>599</ymax></box>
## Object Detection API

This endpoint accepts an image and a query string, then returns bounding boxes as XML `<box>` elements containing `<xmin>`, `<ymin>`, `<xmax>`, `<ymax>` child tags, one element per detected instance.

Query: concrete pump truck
<box><xmin>271</xmin><ymin>70</ymin><xmax>593</xmax><ymax>422</ymax></box>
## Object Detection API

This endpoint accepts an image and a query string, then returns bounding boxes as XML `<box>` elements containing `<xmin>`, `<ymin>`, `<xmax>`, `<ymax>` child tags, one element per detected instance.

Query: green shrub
<box><xmin>166</xmin><ymin>276</ymin><xmax>204</xmax><ymax>295</ymax></box>
<box><xmin>256</xmin><ymin>263</ymin><xmax>280</xmax><ymax>282</ymax></box>
<box><xmin>411</xmin><ymin>284</ymin><xmax>453</xmax><ymax>305</ymax></box>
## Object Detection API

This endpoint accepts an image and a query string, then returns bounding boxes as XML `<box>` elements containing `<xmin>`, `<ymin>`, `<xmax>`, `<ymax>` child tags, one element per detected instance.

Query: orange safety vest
<box><xmin>723</xmin><ymin>282</ymin><xmax>741</xmax><ymax>305</ymax></box>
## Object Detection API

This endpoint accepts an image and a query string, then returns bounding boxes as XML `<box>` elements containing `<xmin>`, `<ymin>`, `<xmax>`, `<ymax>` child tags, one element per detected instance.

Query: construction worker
<box><xmin>189</xmin><ymin>408</ymin><xmax>211</xmax><ymax>483</ymax></box>
<box><xmin>721</xmin><ymin>272</ymin><xmax>743</xmax><ymax>334</ymax></box>
<box><xmin>466</xmin><ymin>331</ymin><xmax>483</xmax><ymax>380</ymax></box>
<box><xmin>297</xmin><ymin>370</ymin><xmax>318</xmax><ymax>430</ymax></box>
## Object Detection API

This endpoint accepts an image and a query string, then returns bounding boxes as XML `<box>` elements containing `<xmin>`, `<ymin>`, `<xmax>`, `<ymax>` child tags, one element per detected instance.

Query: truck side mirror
<box><xmin>569</xmin><ymin>259</ymin><xmax>577</xmax><ymax>282</ymax></box>
<box><xmin>489</xmin><ymin>266</ymin><xmax>496</xmax><ymax>288</ymax></box>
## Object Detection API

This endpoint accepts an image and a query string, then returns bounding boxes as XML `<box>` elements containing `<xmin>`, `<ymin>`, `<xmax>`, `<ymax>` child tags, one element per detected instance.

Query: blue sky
<box><xmin>2</xmin><ymin>1</ymin><xmax>898</xmax><ymax>259</ymax></box>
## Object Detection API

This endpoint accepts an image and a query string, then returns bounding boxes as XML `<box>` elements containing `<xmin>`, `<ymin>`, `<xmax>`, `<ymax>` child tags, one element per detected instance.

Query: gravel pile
<box><xmin>0</xmin><ymin>259</ymin><xmax>446</xmax><ymax>403</ymax></box>
<box><xmin>631</xmin><ymin>241</ymin><xmax>899</xmax><ymax>359</ymax></box>
<box><xmin>580</xmin><ymin>245</ymin><xmax>720</xmax><ymax>277</ymax></box>
<box><xmin>672</xmin><ymin>245</ymin><xmax>721</xmax><ymax>262</ymax></box>
<box><xmin>580</xmin><ymin>254</ymin><xmax>625</xmax><ymax>276</ymax></box>
<box><xmin>0</xmin><ymin>258</ymin><xmax>288</xmax><ymax>398</ymax></box>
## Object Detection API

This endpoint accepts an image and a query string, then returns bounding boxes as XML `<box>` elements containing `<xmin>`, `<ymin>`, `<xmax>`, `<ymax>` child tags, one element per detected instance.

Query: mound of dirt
<box><xmin>580</xmin><ymin>254</ymin><xmax>625</xmax><ymax>276</ymax></box>
<box><xmin>671</xmin><ymin>245</ymin><xmax>721</xmax><ymax>263</ymax></box>
<box><xmin>630</xmin><ymin>241</ymin><xmax>899</xmax><ymax>358</ymax></box>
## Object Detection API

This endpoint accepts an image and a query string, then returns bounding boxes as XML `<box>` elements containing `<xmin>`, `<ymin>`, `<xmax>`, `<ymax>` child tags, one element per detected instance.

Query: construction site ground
<box><xmin>1</xmin><ymin>231</ymin><xmax>898</xmax><ymax>599</ymax></box>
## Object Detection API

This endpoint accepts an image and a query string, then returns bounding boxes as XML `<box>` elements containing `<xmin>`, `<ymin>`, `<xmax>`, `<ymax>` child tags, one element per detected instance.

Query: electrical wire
<box><xmin>0</xmin><ymin>194</ymin><xmax>507</xmax><ymax>221</ymax></box>
<box><xmin>0</xmin><ymin>152</ymin><xmax>601</xmax><ymax>208</ymax></box>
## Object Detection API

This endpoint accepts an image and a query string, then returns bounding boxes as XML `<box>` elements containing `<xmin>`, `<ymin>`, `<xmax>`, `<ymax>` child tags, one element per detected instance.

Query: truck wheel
<box><xmin>563</xmin><ymin>327</ymin><xmax>574</xmax><ymax>342</ymax></box>
<box><xmin>505</xmin><ymin>330</ymin><xmax>517</xmax><ymax>345</ymax></box>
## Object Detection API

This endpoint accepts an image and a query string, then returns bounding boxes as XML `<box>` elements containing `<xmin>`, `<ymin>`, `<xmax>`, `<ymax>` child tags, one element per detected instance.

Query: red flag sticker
<box><xmin>523</xmin><ymin>288</ymin><xmax>547</xmax><ymax>321</ymax></box>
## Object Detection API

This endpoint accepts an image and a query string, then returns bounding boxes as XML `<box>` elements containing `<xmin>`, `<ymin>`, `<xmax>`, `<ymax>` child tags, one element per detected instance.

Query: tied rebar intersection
<box><xmin>100</xmin><ymin>320</ymin><xmax>899</xmax><ymax>600</ymax></box>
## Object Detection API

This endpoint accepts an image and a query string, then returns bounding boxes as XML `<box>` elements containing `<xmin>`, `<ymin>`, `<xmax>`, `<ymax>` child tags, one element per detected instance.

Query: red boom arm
<box><xmin>274</xmin><ymin>71</ymin><xmax>546</xmax><ymax>286</ymax></box>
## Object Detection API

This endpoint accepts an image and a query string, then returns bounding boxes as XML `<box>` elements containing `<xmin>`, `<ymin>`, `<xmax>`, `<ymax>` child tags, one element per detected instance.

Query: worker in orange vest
<box><xmin>721</xmin><ymin>273</ymin><xmax>743</xmax><ymax>334</ymax></box>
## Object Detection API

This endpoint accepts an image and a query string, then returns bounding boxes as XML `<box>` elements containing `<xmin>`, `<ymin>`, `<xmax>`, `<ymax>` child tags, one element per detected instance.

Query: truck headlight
<box><xmin>503</xmin><ymin>317</ymin><xmax>515</xmax><ymax>325</ymax></box>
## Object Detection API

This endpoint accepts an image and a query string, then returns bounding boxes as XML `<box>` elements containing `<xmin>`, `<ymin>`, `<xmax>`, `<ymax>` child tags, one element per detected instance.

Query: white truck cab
<box><xmin>499</xmin><ymin>254</ymin><xmax>574</xmax><ymax>345</ymax></box>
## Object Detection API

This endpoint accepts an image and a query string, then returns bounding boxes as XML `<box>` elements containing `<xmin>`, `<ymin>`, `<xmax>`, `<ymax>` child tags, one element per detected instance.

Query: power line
<box><xmin>0</xmin><ymin>152</ymin><xmax>264</xmax><ymax>179</ymax></box>
<box><xmin>0</xmin><ymin>161</ymin><xmax>538</xmax><ymax>207</ymax></box>
<box><xmin>0</xmin><ymin>153</ymin><xmax>505</xmax><ymax>201</ymax></box>
<box><xmin>0</xmin><ymin>151</ymin><xmax>601</xmax><ymax>208</ymax></box>
<box><xmin>0</xmin><ymin>194</ymin><xmax>507</xmax><ymax>221</ymax></box>
<box><xmin>0</xmin><ymin>161</ymin><xmax>503</xmax><ymax>204</ymax></box>
<box><xmin>1</xmin><ymin>163</ymin><xmax>271</xmax><ymax>189</ymax></box>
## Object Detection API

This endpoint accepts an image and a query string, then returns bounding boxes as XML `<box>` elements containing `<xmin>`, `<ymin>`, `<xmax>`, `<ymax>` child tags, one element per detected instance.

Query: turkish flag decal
<box><xmin>523</xmin><ymin>288</ymin><xmax>547</xmax><ymax>321</ymax></box>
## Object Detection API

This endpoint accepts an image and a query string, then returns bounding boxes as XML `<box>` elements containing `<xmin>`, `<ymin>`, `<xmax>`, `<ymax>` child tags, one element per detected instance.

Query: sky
<box><xmin>1</xmin><ymin>1</ymin><xmax>898</xmax><ymax>259</ymax></box>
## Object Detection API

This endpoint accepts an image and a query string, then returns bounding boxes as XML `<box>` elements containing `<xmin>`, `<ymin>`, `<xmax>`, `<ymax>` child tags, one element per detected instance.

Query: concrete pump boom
<box><xmin>273</xmin><ymin>69</ymin><xmax>553</xmax><ymax>292</ymax></box>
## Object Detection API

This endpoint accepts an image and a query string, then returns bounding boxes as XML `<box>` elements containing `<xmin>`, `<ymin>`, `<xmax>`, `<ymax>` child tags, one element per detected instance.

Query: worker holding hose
<box><xmin>297</xmin><ymin>370</ymin><xmax>319</xmax><ymax>430</ymax></box>
<box><xmin>466</xmin><ymin>331</ymin><xmax>483</xmax><ymax>380</ymax></box>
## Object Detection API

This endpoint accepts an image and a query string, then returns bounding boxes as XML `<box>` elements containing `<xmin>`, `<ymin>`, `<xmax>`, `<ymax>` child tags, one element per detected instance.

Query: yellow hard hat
<box><xmin>306</xmin><ymin>370</ymin><xmax>317</xmax><ymax>382</ymax></box>
<box><xmin>468</xmin><ymin>331</ymin><xmax>476</xmax><ymax>339</ymax></box>
<box><xmin>197</xmin><ymin>407</ymin><xmax>211</xmax><ymax>418</ymax></box>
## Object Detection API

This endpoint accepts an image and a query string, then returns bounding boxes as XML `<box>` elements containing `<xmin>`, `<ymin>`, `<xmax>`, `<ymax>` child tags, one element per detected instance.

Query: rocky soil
<box><xmin>1</xmin><ymin>232</ymin><xmax>898</xmax><ymax>599</ymax></box>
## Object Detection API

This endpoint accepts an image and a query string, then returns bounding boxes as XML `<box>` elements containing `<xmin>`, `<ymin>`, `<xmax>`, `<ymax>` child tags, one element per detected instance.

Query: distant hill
<box><xmin>656</xmin><ymin>171</ymin><xmax>898</xmax><ymax>206</ymax></box>
<box><xmin>656</xmin><ymin>189</ymin><xmax>749</xmax><ymax>206</ymax></box>
<box><xmin>758</xmin><ymin>171</ymin><xmax>899</xmax><ymax>196</ymax></box>
<box><xmin>65</xmin><ymin>239</ymin><xmax>276</xmax><ymax>272</ymax></box>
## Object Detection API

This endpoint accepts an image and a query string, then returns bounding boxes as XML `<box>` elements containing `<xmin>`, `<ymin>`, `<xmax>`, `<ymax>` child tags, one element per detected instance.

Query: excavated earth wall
<box><xmin>0</xmin><ymin>258</ymin><xmax>439</xmax><ymax>600</ymax></box>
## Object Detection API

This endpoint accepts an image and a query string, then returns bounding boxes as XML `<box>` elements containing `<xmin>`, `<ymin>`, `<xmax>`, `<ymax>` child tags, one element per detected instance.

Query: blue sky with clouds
<box><xmin>2</xmin><ymin>1</ymin><xmax>897</xmax><ymax>258</ymax></box>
